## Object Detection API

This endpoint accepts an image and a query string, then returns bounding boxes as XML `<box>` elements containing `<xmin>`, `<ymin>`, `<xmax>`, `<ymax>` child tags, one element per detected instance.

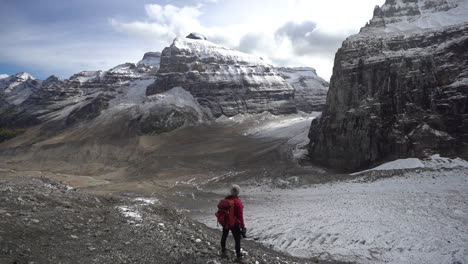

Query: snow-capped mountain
<box><xmin>0</xmin><ymin>35</ymin><xmax>328</xmax><ymax>141</ymax></box>
<box><xmin>277</xmin><ymin>67</ymin><xmax>329</xmax><ymax>112</ymax></box>
<box><xmin>0</xmin><ymin>72</ymin><xmax>42</xmax><ymax>105</ymax></box>
<box><xmin>363</xmin><ymin>0</ymin><xmax>468</xmax><ymax>33</ymax></box>
<box><xmin>308</xmin><ymin>0</ymin><xmax>468</xmax><ymax>171</ymax></box>
<box><xmin>0</xmin><ymin>52</ymin><xmax>161</xmax><ymax>128</ymax></box>
<box><xmin>147</xmin><ymin>33</ymin><xmax>297</xmax><ymax>117</ymax></box>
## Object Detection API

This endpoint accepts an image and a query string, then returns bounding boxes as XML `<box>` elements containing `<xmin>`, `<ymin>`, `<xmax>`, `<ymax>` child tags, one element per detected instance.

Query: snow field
<box><xmin>197</xmin><ymin>167</ymin><xmax>468</xmax><ymax>264</ymax></box>
<box><xmin>243</xmin><ymin>112</ymin><xmax>319</xmax><ymax>160</ymax></box>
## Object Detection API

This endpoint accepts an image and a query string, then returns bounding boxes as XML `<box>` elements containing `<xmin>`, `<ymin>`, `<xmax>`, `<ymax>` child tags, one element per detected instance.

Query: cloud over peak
<box><xmin>1</xmin><ymin>0</ymin><xmax>385</xmax><ymax>80</ymax></box>
<box><xmin>275</xmin><ymin>20</ymin><xmax>344</xmax><ymax>56</ymax></box>
<box><xmin>109</xmin><ymin>2</ymin><xmax>352</xmax><ymax>80</ymax></box>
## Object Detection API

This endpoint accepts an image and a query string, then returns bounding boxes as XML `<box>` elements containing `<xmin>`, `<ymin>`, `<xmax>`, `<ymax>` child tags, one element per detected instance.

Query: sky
<box><xmin>0</xmin><ymin>0</ymin><xmax>385</xmax><ymax>81</ymax></box>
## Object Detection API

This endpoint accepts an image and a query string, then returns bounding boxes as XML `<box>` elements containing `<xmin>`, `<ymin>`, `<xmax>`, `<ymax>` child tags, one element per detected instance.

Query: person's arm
<box><xmin>236</xmin><ymin>200</ymin><xmax>245</xmax><ymax>229</ymax></box>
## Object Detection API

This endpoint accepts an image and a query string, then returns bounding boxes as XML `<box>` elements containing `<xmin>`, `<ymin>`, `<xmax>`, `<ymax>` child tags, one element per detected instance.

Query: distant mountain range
<box><xmin>0</xmin><ymin>36</ymin><xmax>328</xmax><ymax>133</ymax></box>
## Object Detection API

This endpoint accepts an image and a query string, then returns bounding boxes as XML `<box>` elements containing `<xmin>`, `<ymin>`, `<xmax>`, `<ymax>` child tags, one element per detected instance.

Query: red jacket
<box><xmin>226</xmin><ymin>195</ymin><xmax>245</xmax><ymax>229</ymax></box>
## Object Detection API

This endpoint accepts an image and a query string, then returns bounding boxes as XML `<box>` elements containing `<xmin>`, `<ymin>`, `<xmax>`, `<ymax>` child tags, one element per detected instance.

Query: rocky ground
<box><xmin>0</xmin><ymin>175</ymin><xmax>350</xmax><ymax>264</ymax></box>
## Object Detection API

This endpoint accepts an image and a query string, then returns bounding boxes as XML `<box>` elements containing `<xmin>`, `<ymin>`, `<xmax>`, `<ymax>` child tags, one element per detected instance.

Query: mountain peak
<box><xmin>14</xmin><ymin>72</ymin><xmax>35</xmax><ymax>81</ymax></box>
<box><xmin>138</xmin><ymin>52</ymin><xmax>161</xmax><ymax>67</ymax></box>
<box><xmin>362</xmin><ymin>0</ymin><xmax>468</xmax><ymax>33</ymax></box>
<box><xmin>45</xmin><ymin>75</ymin><xmax>61</xmax><ymax>82</ymax></box>
<box><xmin>186</xmin><ymin>32</ymin><xmax>207</xmax><ymax>40</ymax></box>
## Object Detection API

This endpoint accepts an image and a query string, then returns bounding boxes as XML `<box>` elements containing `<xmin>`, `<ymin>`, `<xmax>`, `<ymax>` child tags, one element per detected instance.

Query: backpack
<box><xmin>215</xmin><ymin>198</ymin><xmax>238</xmax><ymax>228</ymax></box>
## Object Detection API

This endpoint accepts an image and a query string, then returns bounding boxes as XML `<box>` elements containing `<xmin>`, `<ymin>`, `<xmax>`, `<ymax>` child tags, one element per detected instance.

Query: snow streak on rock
<box><xmin>278</xmin><ymin>67</ymin><xmax>329</xmax><ymax>112</ymax></box>
<box><xmin>147</xmin><ymin>37</ymin><xmax>297</xmax><ymax>117</ymax></box>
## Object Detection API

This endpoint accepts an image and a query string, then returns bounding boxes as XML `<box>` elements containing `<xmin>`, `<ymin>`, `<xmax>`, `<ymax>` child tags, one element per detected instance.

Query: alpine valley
<box><xmin>0</xmin><ymin>1</ymin><xmax>467</xmax><ymax>264</ymax></box>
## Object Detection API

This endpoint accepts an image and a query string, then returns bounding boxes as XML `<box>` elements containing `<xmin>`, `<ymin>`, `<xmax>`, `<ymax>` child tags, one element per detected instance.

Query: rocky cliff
<box><xmin>147</xmin><ymin>33</ymin><xmax>297</xmax><ymax>117</ymax></box>
<box><xmin>308</xmin><ymin>0</ymin><xmax>468</xmax><ymax>171</ymax></box>
<box><xmin>278</xmin><ymin>67</ymin><xmax>329</xmax><ymax>112</ymax></box>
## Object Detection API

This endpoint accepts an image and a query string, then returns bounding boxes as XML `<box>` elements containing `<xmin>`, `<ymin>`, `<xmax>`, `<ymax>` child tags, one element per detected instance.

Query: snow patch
<box><xmin>118</xmin><ymin>206</ymin><xmax>142</xmax><ymax>223</ymax></box>
<box><xmin>142</xmin><ymin>87</ymin><xmax>207</xmax><ymax>120</ymax></box>
<box><xmin>134</xmin><ymin>197</ymin><xmax>160</xmax><ymax>205</ymax></box>
<box><xmin>353</xmin><ymin>154</ymin><xmax>468</xmax><ymax>175</ymax></box>
<box><xmin>243</xmin><ymin>112</ymin><xmax>319</xmax><ymax>160</ymax></box>
<box><xmin>108</xmin><ymin>78</ymin><xmax>155</xmax><ymax>107</ymax></box>
<box><xmin>117</xmin><ymin>197</ymin><xmax>159</xmax><ymax>225</ymax></box>
<box><xmin>173</xmin><ymin>37</ymin><xmax>267</xmax><ymax>66</ymax></box>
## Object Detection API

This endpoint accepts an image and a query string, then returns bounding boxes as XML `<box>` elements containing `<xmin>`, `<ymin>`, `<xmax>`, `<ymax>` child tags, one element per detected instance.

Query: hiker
<box><xmin>216</xmin><ymin>184</ymin><xmax>246</xmax><ymax>262</ymax></box>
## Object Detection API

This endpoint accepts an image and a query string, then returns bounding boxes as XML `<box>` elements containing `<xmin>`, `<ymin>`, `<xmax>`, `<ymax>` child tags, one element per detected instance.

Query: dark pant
<box><xmin>221</xmin><ymin>225</ymin><xmax>242</xmax><ymax>257</ymax></box>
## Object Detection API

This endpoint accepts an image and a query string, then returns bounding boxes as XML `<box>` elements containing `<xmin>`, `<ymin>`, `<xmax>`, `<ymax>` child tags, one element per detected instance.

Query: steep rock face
<box><xmin>278</xmin><ymin>67</ymin><xmax>329</xmax><ymax>112</ymax></box>
<box><xmin>66</xmin><ymin>94</ymin><xmax>112</xmax><ymax>126</ymax></box>
<box><xmin>147</xmin><ymin>35</ymin><xmax>296</xmax><ymax>117</ymax></box>
<box><xmin>308</xmin><ymin>0</ymin><xmax>468</xmax><ymax>171</ymax></box>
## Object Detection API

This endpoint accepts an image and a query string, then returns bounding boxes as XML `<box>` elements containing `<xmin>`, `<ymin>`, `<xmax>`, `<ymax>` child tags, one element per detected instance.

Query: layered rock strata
<box><xmin>278</xmin><ymin>67</ymin><xmax>329</xmax><ymax>112</ymax></box>
<box><xmin>308</xmin><ymin>0</ymin><xmax>468</xmax><ymax>171</ymax></box>
<box><xmin>147</xmin><ymin>34</ymin><xmax>297</xmax><ymax>117</ymax></box>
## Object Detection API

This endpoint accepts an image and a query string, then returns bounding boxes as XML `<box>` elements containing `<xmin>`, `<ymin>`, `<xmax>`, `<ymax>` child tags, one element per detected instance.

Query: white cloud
<box><xmin>1</xmin><ymin>0</ymin><xmax>385</xmax><ymax>80</ymax></box>
<box><xmin>111</xmin><ymin>4</ymin><xmax>205</xmax><ymax>47</ymax></box>
<box><xmin>109</xmin><ymin>1</ymin><xmax>386</xmax><ymax>80</ymax></box>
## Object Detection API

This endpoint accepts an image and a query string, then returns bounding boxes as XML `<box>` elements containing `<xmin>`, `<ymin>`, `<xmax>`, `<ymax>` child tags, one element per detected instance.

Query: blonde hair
<box><xmin>230</xmin><ymin>184</ymin><xmax>240</xmax><ymax>196</ymax></box>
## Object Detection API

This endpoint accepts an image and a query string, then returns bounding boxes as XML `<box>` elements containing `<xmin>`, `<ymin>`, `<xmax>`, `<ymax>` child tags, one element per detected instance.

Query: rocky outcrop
<box><xmin>308</xmin><ymin>0</ymin><xmax>468</xmax><ymax>171</ymax></box>
<box><xmin>137</xmin><ymin>52</ymin><xmax>161</xmax><ymax>67</ymax></box>
<box><xmin>278</xmin><ymin>67</ymin><xmax>329</xmax><ymax>112</ymax></box>
<box><xmin>147</xmin><ymin>34</ymin><xmax>297</xmax><ymax>117</ymax></box>
<box><xmin>364</xmin><ymin>0</ymin><xmax>464</xmax><ymax>33</ymax></box>
<box><xmin>186</xmin><ymin>32</ymin><xmax>207</xmax><ymax>40</ymax></box>
<box><xmin>66</xmin><ymin>94</ymin><xmax>112</xmax><ymax>126</ymax></box>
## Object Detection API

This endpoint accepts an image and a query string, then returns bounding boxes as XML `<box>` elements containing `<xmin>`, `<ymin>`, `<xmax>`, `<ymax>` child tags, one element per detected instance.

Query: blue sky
<box><xmin>0</xmin><ymin>0</ymin><xmax>384</xmax><ymax>80</ymax></box>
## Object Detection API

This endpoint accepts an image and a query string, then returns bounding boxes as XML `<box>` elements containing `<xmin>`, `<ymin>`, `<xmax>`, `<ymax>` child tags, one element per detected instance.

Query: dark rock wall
<box><xmin>308</xmin><ymin>23</ymin><xmax>468</xmax><ymax>171</ymax></box>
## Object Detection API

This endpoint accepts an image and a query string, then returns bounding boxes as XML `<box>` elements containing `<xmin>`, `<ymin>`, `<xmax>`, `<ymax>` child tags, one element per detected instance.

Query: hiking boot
<box><xmin>220</xmin><ymin>250</ymin><xmax>228</xmax><ymax>258</ymax></box>
<box><xmin>235</xmin><ymin>256</ymin><xmax>247</xmax><ymax>263</ymax></box>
